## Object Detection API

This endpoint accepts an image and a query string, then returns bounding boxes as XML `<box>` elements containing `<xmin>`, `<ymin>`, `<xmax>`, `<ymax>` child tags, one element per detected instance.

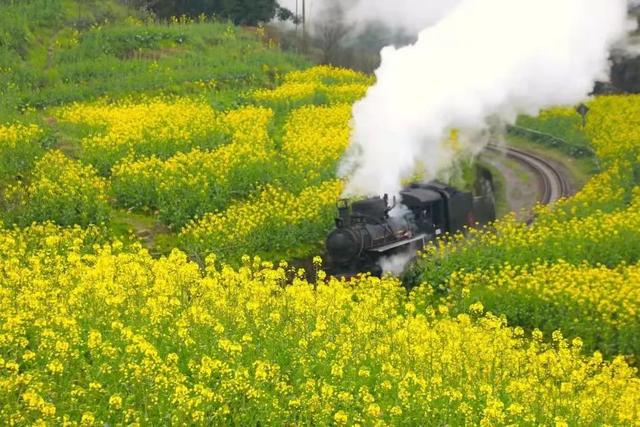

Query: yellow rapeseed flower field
<box><xmin>3</xmin><ymin>151</ymin><xmax>110</xmax><ymax>227</ymax></box>
<box><xmin>0</xmin><ymin>123</ymin><xmax>42</xmax><ymax>150</ymax></box>
<box><xmin>112</xmin><ymin>141</ymin><xmax>274</xmax><ymax>227</ymax></box>
<box><xmin>179</xmin><ymin>180</ymin><xmax>343</xmax><ymax>262</ymax></box>
<box><xmin>52</xmin><ymin>68</ymin><xmax>364</xmax><ymax>233</ymax></box>
<box><xmin>413</xmin><ymin>94</ymin><xmax>640</xmax><ymax>361</ymax></box>
<box><xmin>444</xmin><ymin>260</ymin><xmax>640</xmax><ymax>355</ymax></box>
<box><xmin>0</xmin><ymin>123</ymin><xmax>44</xmax><ymax>180</ymax></box>
<box><xmin>2</xmin><ymin>65</ymin><xmax>640</xmax><ymax>425</ymax></box>
<box><xmin>281</xmin><ymin>104</ymin><xmax>352</xmax><ymax>189</ymax></box>
<box><xmin>253</xmin><ymin>65</ymin><xmax>371</xmax><ymax>109</ymax></box>
<box><xmin>58</xmin><ymin>99</ymin><xmax>273</xmax><ymax>174</ymax></box>
<box><xmin>0</xmin><ymin>223</ymin><xmax>639</xmax><ymax>425</ymax></box>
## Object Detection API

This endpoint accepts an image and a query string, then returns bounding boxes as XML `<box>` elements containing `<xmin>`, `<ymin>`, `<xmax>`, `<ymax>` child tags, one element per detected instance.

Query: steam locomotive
<box><xmin>325</xmin><ymin>179</ymin><xmax>496</xmax><ymax>277</ymax></box>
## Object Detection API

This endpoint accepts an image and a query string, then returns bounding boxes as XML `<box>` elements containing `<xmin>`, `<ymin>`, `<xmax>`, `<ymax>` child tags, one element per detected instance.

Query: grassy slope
<box><xmin>507</xmin><ymin>133</ymin><xmax>597</xmax><ymax>190</ymax></box>
<box><xmin>511</xmin><ymin>112</ymin><xmax>600</xmax><ymax>190</ymax></box>
<box><xmin>0</xmin><ymin>0</ymin><xmax>309</xmax><ymax>118</ymax></box>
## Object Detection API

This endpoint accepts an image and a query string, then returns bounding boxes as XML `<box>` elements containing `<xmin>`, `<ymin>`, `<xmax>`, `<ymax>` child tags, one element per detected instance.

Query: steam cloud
<box><xmin>342</xmin><ymin>0</ymin><xmax>462</xmax><ymax>36</ymax></box>
<box><xmin>339</xmin><ymin>0</ymin><xmax>631</xmax><ymax>197</ymax></box>
<box><xmin>278</xmin><ymin>0</ymin><xmax>462</xmax><ymax>36</ymax></box>
<box><xmin>378</xmin><ymin>251</ymin><xmax>416</xmax><ymax>276</ymax></box>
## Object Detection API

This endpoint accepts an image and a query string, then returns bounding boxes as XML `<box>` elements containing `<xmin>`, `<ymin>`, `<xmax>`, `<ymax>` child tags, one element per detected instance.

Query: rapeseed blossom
<box><xmin>0</xmin><ymin>123</ymin><xmax>42</xmax><ymax>150</ymax></box>
<box><xmin>4</xmin><ymin>151</ymin><xmax>109</xmax><ymax>226</ymax></box>
<box><xmin>58</xmin><ymin>98</ymin><xmax>273</xmax><ymax>174</ymax></box>
<box><xmin>413</xmin><ymin>94</ymin><xmax>640</xmax><ymax>363</ymax></box>
<box><xmin>252</xmin><ymin>65</ymin><xmax>371</xmax><ymax>108</ymax></box>
<box><xmin>112</xmin><ymin>142</ymin><xmax>273</xmax><ymax>226</ymax></box>
<box><xmin>444</xmin><ymin>260</ymin><xmax>640</xmax><ymax>356</ymax></box>
<box><xmin>179</xmin><ymin>180</ymin><xmax>342</xmax><ymax>262</ymax></box>
<box><xmin>105</xmin><ymin>87</ymin><xmax>357</xmax><ymax>229</ymax></box>
<box><xmin>0</xmin><ymin>224</ymin><xmax>638</xmax><ymax>425</ymax></box>
<box><xmin>281</xmin><ymin>104</ymin><xmax>352</xmax><ymax>189</ymax></box>
<box><xmin>0</xmin><ymin>123</ymin><xmax>44</xmax><ymax>181</ymax></box>
<box><xmin>2</xmin><ymin>65</ymin><xmax>640</xmax><ymax>426</ymax></box>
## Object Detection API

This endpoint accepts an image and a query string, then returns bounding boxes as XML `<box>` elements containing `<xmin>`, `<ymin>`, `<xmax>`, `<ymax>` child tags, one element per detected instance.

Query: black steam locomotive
<box><xmin>325</xmin><ymin>180</ymin><xmax>496</xmax><ymax>277</ymax></box>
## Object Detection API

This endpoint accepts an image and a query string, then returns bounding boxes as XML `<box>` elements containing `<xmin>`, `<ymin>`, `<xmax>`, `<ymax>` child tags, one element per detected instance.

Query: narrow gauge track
<box><xmin>485</xmin><ymin>145</ymin><xmax>573</xmax><ymax>204</ymax></box>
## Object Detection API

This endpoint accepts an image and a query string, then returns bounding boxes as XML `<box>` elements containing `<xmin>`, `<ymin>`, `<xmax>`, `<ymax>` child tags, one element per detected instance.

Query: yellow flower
<box><xmin>109</xmin><ymin>394</ymin><xmax>123</xmax><ymax>410</ymax></box>
<box><xmin>366</xmin><ymin>403</ymin><xmax>382</xmax><ymax>418</ymax></box>
<box><xmin>46</xmin><ymin>360</ymin><xmax>64</xmax><ymax>375</ymax></box>
<box><xmin>469</xmin><ymin>301</ymin><xmax>484</xmax><ymax>315</ymax></box>
<box><xmin>80</xmin><ymin>412</ymin><xmax>95</xmax><ymax>426</ymax></box>
<box><xmin>334</xmin><ymin>410</ymin><xmax>348</xmax><ymax>425</ymax></box>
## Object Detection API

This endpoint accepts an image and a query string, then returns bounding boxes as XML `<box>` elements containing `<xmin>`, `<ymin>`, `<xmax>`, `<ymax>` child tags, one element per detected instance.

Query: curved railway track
<box><xmin>485</xmin><ymin>144</ymin><xmax>573</xmax><ymax>204</ymax></box>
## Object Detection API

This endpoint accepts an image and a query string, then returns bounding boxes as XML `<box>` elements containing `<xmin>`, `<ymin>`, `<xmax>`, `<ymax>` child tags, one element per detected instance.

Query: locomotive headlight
<box><xmin>326</xmin><ymin>228</ymin><xmax>360</xmax><ymax>264</ymax></box>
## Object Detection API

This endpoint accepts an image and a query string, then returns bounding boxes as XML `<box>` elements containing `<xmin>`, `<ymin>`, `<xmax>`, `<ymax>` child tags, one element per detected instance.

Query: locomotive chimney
<box><xmin>384</xmin><ymin>194</ymin><xmax>397</xmax><ymax>217</ymax></box>
<box><xmin>336</xmin><ymin>200</ymin><xmax>350</xmax><ymax>228</ymax></box>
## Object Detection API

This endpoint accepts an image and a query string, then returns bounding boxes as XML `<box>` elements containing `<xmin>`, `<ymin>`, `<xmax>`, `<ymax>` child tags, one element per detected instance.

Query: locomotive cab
<box><xmin>399</xmin><ymin>186</ymin><xmax>445</xmax><ymax>237</ymax></box>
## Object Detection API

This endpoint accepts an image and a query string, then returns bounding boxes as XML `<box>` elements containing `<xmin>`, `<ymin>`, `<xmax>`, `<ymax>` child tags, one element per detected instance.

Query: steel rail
<box><xmin>484</xmin><ymin>145</ymin><xmax>573</xmax><ymax>204</ymax></box>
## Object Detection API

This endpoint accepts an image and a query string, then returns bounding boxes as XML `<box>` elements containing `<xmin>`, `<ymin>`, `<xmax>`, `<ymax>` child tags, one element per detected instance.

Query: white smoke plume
<box><xmin>344</xmin><ymin>0</ymin><xmax>461</xmax><ymax>36</ymax></box>
<box><xmin>378</xmin><ymin>250</ymin><xmax>416</xmax><ymax>276</ymax></box>
<box><xmin>279</xmin><ymin>0</ymin><xmax>638</xmax><ymax>37</ymax></box>
<box><xmin>339</xmin><ymin>0</ymin><xmax>631</xmax><ymax>197</ymax></box>
<box><xmin>278</xmin><ymin>0</ymin><xmax>462</xmax><ymax>36</ymax></box>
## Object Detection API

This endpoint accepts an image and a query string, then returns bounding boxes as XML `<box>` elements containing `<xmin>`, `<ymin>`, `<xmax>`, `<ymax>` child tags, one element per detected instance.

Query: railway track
<box><xmin>485</xmin><ymin>144</ymin><xmax>573</xmax><ymax>204</ymax></box>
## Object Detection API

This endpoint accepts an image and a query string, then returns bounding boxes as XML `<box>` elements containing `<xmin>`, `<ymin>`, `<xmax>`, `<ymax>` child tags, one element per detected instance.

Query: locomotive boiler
<box><xmin>325</xmin><ymin>181</ymin><xmax>496</xmax><ymax>277</ymax></box>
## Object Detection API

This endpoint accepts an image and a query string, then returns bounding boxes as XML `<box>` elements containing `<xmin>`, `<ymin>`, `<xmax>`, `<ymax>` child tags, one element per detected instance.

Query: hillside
<box><xmin>0</xmin><ymin>0</ymin><xmax>371</xmax><ymax>264</ymax></box>
<box><xmin>0</xmin><ymin>0</ymin><xmax>308</xmax><ymax>118</ymax></box>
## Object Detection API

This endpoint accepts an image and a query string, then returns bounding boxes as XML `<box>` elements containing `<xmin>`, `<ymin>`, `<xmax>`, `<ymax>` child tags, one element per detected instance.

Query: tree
<box><xmin>144</xmin><ymin>0</ymin><xmax>293</xmax><ymax>26</ymax></box>
<box><xmin>313</xmin><ymin>2</ymin><xmax>351</xmax><ymax>64</ymax></box>
<box><xmin>222</xmin><ymin>0</ymin><xmax>277</xmax><ymax>25</ymax></box>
